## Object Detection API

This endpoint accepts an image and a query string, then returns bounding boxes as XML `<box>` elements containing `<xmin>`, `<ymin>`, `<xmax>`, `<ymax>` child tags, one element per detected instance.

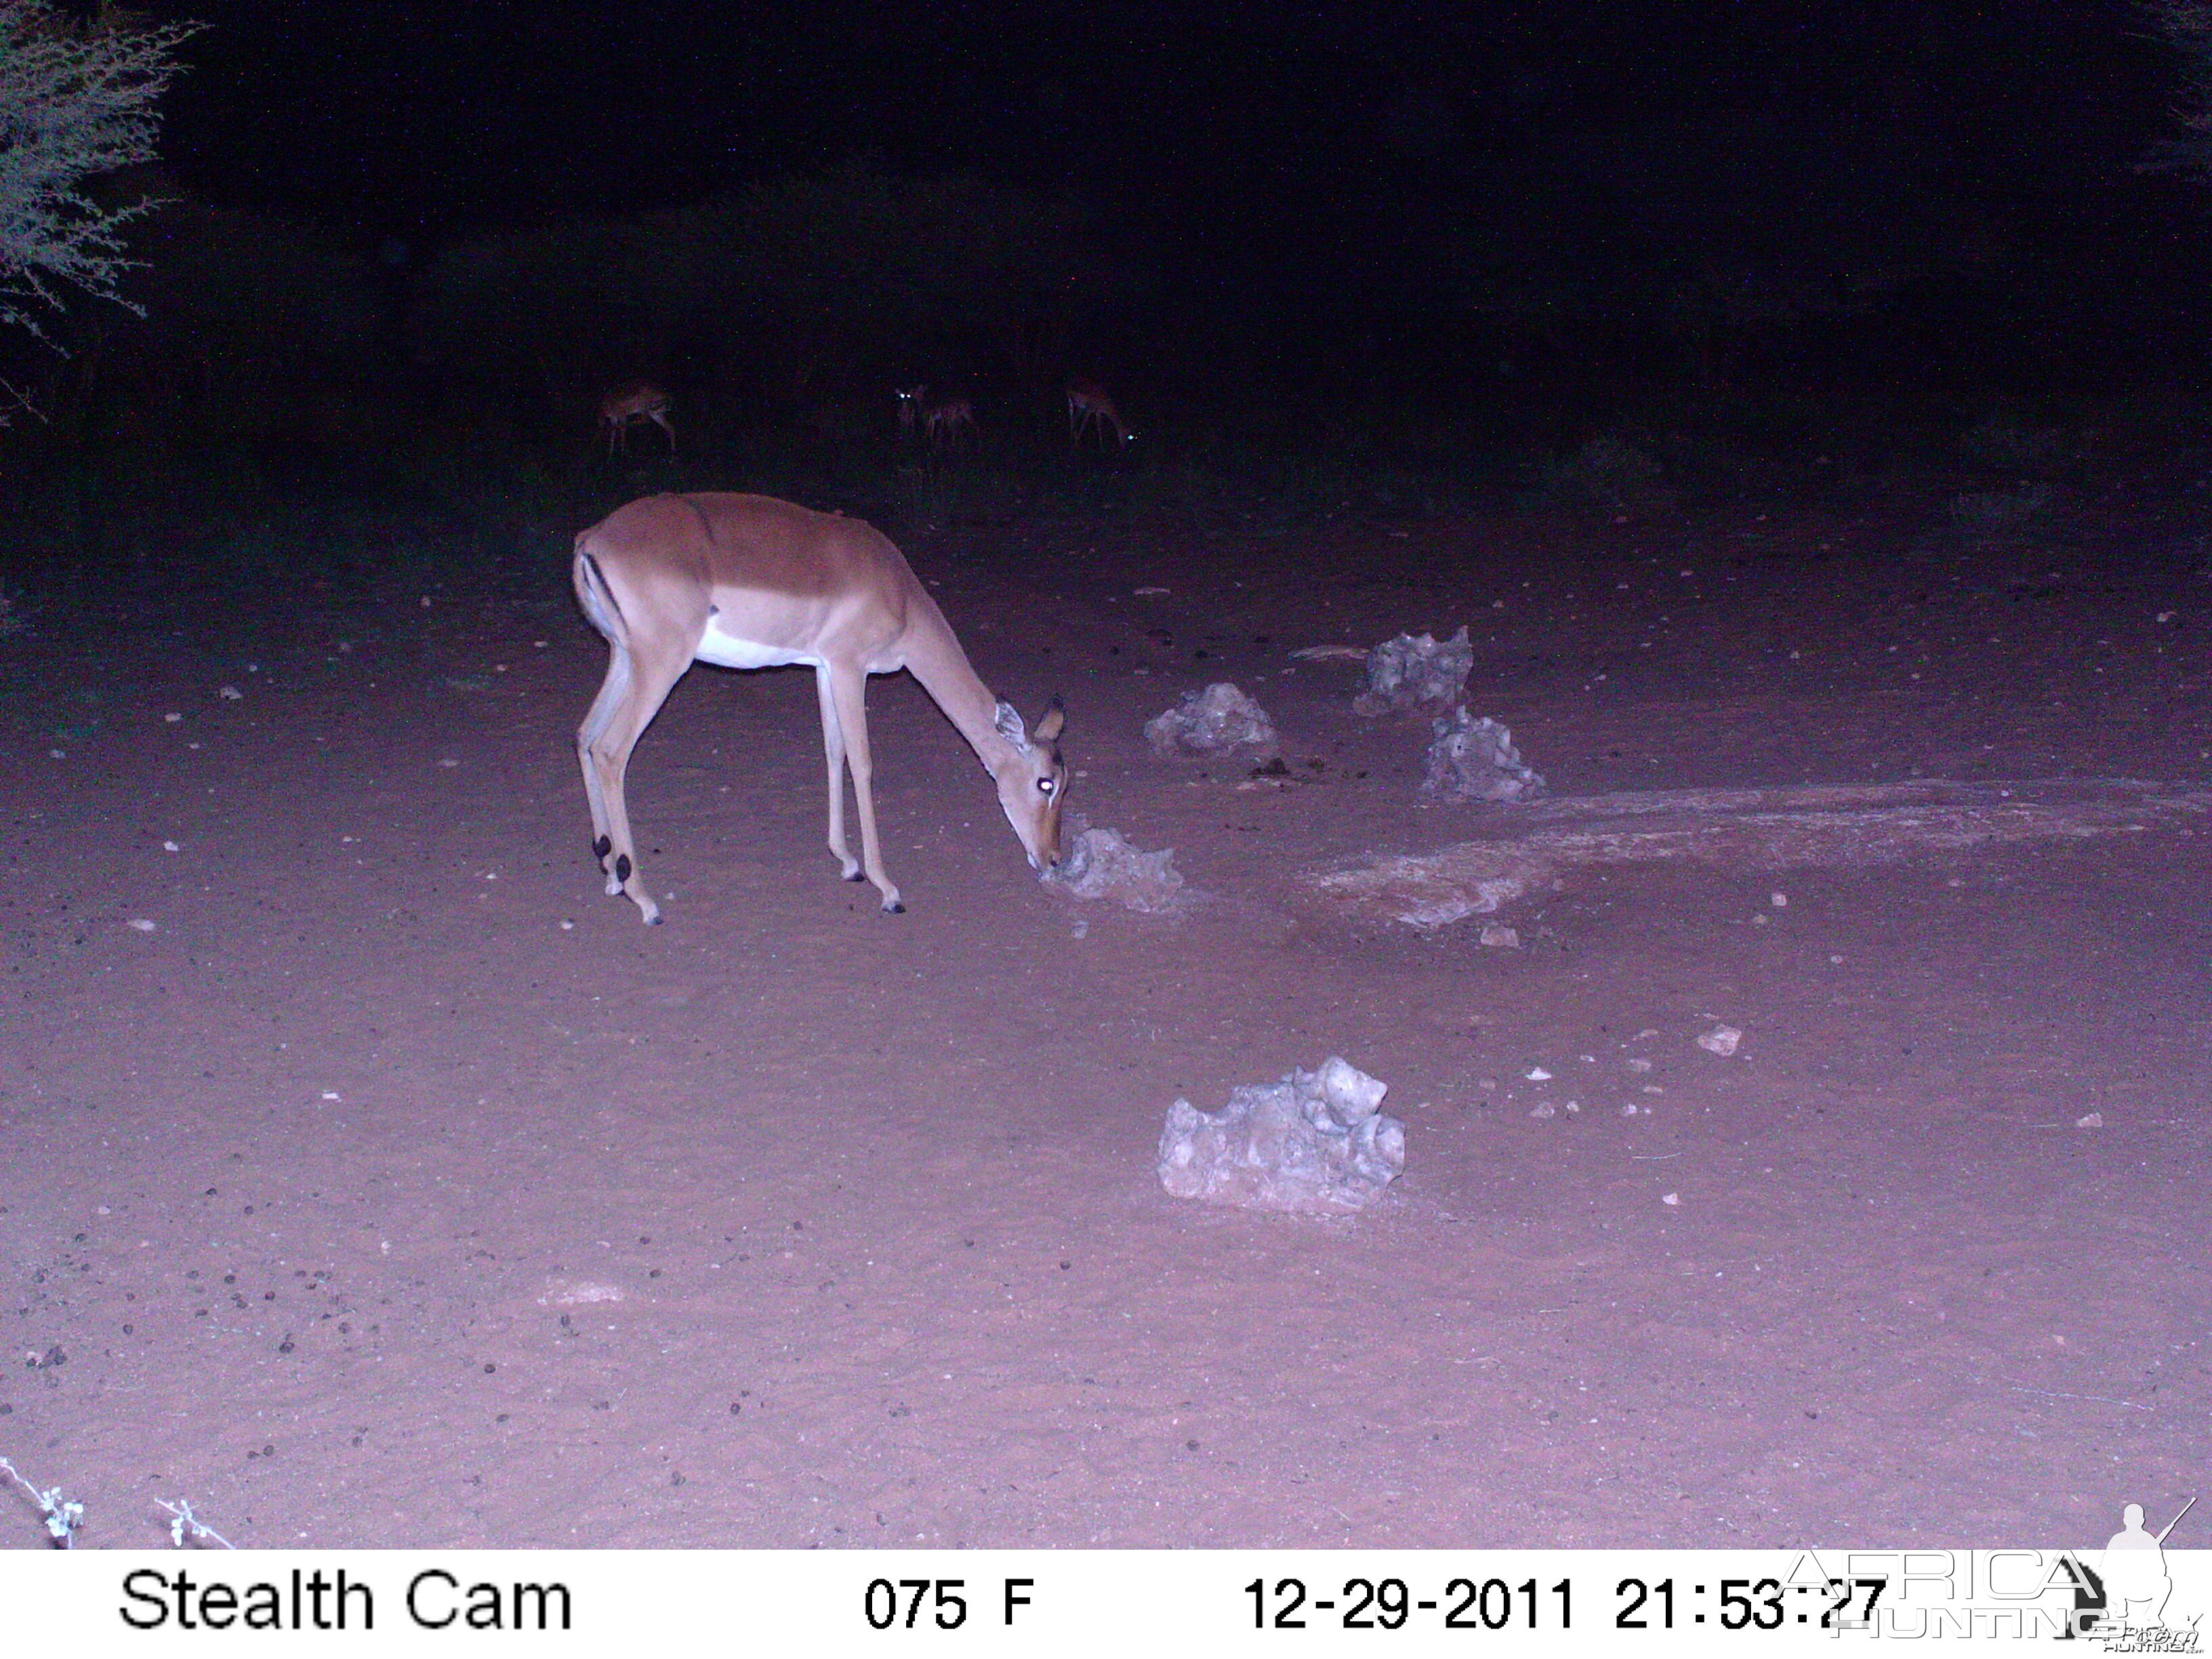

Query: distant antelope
<box><xmin>923</xmin><ymin>394</ymin><xmax>976</xmax><ymax>450</ymax></box>
<box><xmin>1067</xmin><ymin>379</ymin><xmax>1133</xmax><ymax>449</ymax></box>
<box><xmin>600</xmin><ymin>382</ymin><xmax>675</xmax><ymax>456</ymax></box>
<box><xmin>894</xmin><ymin>385</ymin><xmax>924</xmax><ymax>440</ymax></box>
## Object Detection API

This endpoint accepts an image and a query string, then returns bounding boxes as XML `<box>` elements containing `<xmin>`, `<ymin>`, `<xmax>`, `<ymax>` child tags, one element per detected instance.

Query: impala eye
<box><xmin>1038</xmin><ymin>777</ymin><xmax>1055</xmax><ymax>794</ymax></box>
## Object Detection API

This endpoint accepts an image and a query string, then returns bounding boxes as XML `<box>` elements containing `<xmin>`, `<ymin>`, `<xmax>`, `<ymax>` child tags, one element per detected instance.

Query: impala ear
<box><xmin>994</xmin><ymin>700</ymin><xmax>1029</xmax><ymax>751</ymax></box>
<box><xmin>1033</xmin><ymin>699</ymin><xmax>1065</xmax><ymax>744</ymax></box>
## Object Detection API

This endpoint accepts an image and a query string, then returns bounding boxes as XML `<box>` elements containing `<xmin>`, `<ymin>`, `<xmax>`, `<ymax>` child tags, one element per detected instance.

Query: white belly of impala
<box><xmin>695</xmin><ymin>614</ymin><xmax>822</xmax><ymax>672</ymax></box>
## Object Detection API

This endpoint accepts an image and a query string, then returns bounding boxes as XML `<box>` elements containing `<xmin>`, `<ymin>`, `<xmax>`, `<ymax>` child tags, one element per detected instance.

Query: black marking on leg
<box><xmin>844</xmin><ymin>869</ymin><xmax>865</xmax><ymax>882</ymax></box>
<box><xmin>615</xmin><ymin>853</ymin><xmax>632</xmax><ymax>883</ymax></box>
<box><xmin>887</xmin><ymin>900</ymin><xmax>906</xmax><ymax>914</ymax></box>
<box><xmin>593</xmin><ymin>834</ymin><xmax>612</xmax><ymax>861</ymax></box>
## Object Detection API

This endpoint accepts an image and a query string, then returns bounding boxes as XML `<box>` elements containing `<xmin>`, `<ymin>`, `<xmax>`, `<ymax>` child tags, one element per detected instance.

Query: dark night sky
<box><xmin>125</xmin><ymin>2</ymin><xmax>2211</xmax><ymax>359</ymax></box>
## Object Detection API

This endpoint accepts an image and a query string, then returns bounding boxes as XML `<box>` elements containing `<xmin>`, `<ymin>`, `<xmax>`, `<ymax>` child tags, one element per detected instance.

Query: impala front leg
<box><xmin>815</xmin><ymin>665</ymin><xmax>860</xmax><ymax>883</ymax></box>
<box><xmin>827</xmin><ymin>664</ymin><xmax>903</xmax><ymax>913</ymax></box>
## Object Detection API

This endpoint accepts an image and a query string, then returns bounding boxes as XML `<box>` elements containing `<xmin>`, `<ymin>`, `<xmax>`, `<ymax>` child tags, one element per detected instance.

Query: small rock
<box><xmin>219</xmin><ymin>685</ymin><xmax>243</xmax><ymax>701</ymax></box>
<box><xmin>1661</xmin><ymin>1192</ymin><xmax>1679</xmax><ymax>1206</ymax></box>
<box><xmin>1479</xmin><ymin>924</ymin><xmax>1520</xmax><ymax>948</ymax></box>
<box><xmin>127</xmin><ymin>918</ymin><xmax>157</xmax><ymax>933</ymax></box>
<box><xmin>1049</xmin><ymin>826</ymin><xmax>1185</xmax><ymax>914</ymax></box>
<box><xmin>1421</xmin><ymin>709</ymin><xmax>1547</xmax><ymax>804</ymax></box>
<box><xmin>1158</xmin><ymin>1056</ymin><xmax>1406</xmax><ymax>1214</ymax></box>
<box><xmin>1529</xmin><ymin>1102</ymin><xmax>1555</xmax><ymax>1120</ymax></box>
<box><xmin>2075</xmin><ymin>1113</ymin><xmax>2103</xmax><ymax>1130</ymax></box>
<box><xmin>1769</xmin><ymin>890</ymin><xmax>1788</xmax><ymax>907</ymax></box>
<box><xmin>1144</xmin><ymin>682</ymin><xmax>1277</xmax><ymax>759</ymax></box>
<box><xmin>1696</xmin><ymin>1025</ymin><xmax>1742</xmax><ymax>1057</ymax></box>
<box><xmin>1525</xmin><ymin>1066</ymin><xmax>1552</xmax><ymax>1081</ymax></box>
<box><xmin>1355</xmin><ymin>627</ymin><xmax>1473</xmax><ymax>714</ymax></box>
<box><xmin>1625</xmin><ymin>1057</ymin><xmax>1653</xmax><ymax>1073</ymax></box>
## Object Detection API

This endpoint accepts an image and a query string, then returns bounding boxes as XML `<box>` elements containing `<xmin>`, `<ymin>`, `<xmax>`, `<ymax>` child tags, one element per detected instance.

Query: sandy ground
<box><xmin>3</xmin><ymin>476</ymin><xmax>2207</xmax><ymax>1549</ymax></box>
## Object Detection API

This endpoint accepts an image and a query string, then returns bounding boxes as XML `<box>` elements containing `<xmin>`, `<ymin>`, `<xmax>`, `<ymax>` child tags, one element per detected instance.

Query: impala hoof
<box><xmin>884</xmin><ymin>898</ymin><xmax>905</xmax><ymax>915</ymax></box>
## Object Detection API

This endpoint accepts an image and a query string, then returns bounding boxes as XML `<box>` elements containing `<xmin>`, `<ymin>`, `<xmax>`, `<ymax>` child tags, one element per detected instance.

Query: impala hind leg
<box><xmin>578</xmin><ymin>648</ymin><xmax>688</xmax><ymax>924</ymax></box>
<box><xmin>825</xmin><ymin>664</ymin><xmax>903</xmax><ymax>913</ymax></box>
<box><xmin>577</xmin><ymin>644</ymin><xmax>632</xmax><ymax>869</ymax></box>
<box><xmin>815</xmin><ymin>665</ymin><xmax>861</xmax><ymax>882</ymax></box>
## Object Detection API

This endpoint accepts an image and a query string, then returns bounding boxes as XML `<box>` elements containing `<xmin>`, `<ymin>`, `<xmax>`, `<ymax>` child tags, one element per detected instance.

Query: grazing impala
<box><xmin>1067</xmin><ymin>378</ymin><xmax>1134</xmax><ymax>449</ymax></box>
<box><xmin>600</xmin><ymin>382</ymin><xmax>676</xmax><ymax>456</ymax></box>
<box><xmin>572</xmin><ymin>493</ymin><xmax>1069</xmax><ymax>923</ymax></box>
<box><xmin>923</xmin><ymin>394</ymin><xmax>976</xmax><ymax>449</ymax></box>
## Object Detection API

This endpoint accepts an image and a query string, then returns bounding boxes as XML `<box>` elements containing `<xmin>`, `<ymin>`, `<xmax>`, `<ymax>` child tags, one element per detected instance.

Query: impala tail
<box><xmin>572</xmin><ymin>543</ymin><xmax>625</xmax><ymax>646</ymax></box>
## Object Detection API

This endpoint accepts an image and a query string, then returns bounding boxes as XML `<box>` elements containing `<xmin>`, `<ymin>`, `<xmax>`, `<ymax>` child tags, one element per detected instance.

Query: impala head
<box><xmin>991</xmin><ymin>698</ymin><xmax>1069</xmax><ymax>874</ymax></box>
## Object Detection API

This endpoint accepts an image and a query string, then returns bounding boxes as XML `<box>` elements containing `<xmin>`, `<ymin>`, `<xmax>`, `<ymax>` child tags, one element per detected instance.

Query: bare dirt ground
<box><xmin>3</xmin><ymin>475</ymin><xmax>2207</xmax><ymax>1549</ymax></box>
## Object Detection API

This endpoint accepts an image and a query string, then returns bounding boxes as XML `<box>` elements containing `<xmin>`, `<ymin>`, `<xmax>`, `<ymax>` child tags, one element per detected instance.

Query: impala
<box><xmin>600</xmin><ymin>382</ymin><xmax>676</xmax><ymax>456</ymax></box>
<box><xmin>923</xmin><ymin>394</ymin><xmax>976</xmax><ymax>449</ymax></box>
<box><xmin>894</xmin><ymin>384</ymin><xmax>924</xmax><ymax>439</ymax></box>
<box><xmin>572</xmin><ymin>493</ymin><xmax>1069</xmax><ymax>923</ymax></box>
<box><xmin>1067</xmin><ymin>378</ymin><xmax>1134</xmax><ymax>449</ymax></box>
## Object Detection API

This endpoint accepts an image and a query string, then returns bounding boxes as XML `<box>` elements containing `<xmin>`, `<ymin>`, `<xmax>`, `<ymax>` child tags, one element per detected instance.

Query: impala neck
<box><xmin>904</xmin><ymin>605</ymin><xmax>1023</xmax><ymax>775</ymax></box>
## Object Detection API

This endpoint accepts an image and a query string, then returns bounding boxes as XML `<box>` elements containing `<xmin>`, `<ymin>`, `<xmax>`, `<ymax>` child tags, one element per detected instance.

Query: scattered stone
<box><xmin>1144</xmin><ymin>682</ymin><xmax>1278</xmax><ymax>759</ymax></box>
<box><xmin>1661</xmin><ymin>1192</ymin><xmax>1680</xmax><ymax>1206</ymax></box>
<box><xmin>219</xmin><ymin>684</ymin><xmax>243</xmax><ymax>701</ymax></box>
<box><xmin>127</xmin><ymin>918</ymin><xmax>157</xmax><ymax>933</ymax></box>
<box><xmin>1769</xmin><ymin>890</ymin><xmax>1788</xmax><ymax>907</ymax></box>
<box><xmin>1289</xmin><ymin>644</ymin><xmax>1368</xmax><ymax>662</ymax></box>
<box><xmin>1050</xmin><ymin>827</ymin><xmax>1185</xmax><ymax>914</ymax></box>
<box><xmin>1354</xmin><ymin>627</ymin><xmax>1473</xmax><ymax>714</ymax></box>
<box><xmin>1529</xmin><ymin>1102</ymin><xmax>1555</xmax><ymax>1120</ymax></box>
<box><xmin>1626</xmin><ymin>1057</ymin><xmax>1653</xmax><ymax>1073</ymax></box>
<box><xmin>1696</xmin><ymin>1025</ymin><xmax>1742</xmax><ymax>1057</ymax></box>
<box><xmin>1620</xmin><ymin>1103</ymin><xmax>1638</xmax><ymax>1117</ymax></box>
<box><xmin>1422</xmin><ymin>710</ymin><xmax>1547</xmax><ymax>804</ymax></box>
<box><xmin>1526</xmin><ymin>1066</ymin><xmax>1552</xmax><ymax>1081</ymax></box>
<box><xmin>1157</xmin><ymin>1056</ymin><xmax>1406</xmax><ymax>1214</ymax></box>
<box><xmin>2076</xmin><ymin>1113</ymin><xmax>2104</xmax><ymax>1130</ymax></box>
<box><xmin>1479</xmin><ymin>923</ymin><xmax>1520</xmax><ymax>948</ymax></box>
